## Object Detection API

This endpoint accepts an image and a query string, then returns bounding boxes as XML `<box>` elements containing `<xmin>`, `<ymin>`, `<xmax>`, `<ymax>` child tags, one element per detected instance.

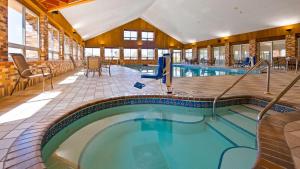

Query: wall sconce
<box><xmin>286</xmin><ymin>28</ymin><xmax>292</xmax><ymax>34</ymax></box>
<box><xmin>137</xmin><ymin>41</ymin><xmax>143</xmax><ymax>46</ymax></box>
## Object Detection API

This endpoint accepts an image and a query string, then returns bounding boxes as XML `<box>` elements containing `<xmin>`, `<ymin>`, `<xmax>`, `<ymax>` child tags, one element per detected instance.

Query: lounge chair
<box><xmin>10</xmin><ymin>53</ymin><xmax>53</xmax><ymax>95</ymax></box>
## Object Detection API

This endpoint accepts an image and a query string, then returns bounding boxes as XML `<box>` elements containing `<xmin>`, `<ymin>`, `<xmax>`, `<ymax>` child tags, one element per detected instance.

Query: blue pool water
<box><xmin>43</xmin><ymin>104</ymin><xmax>258</xmax><ymax>169</ymax></box>
<box><xmin>125</xmin><ymin>64</ymin><xmax>259</xmax><ymax>77</ymax></box>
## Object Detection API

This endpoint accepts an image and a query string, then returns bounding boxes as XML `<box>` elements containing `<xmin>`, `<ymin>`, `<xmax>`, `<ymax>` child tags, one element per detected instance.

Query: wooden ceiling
<box><xmin>37</xmin><ymin>0</ymin><xmax>94</xmax><ymax>12</ymax></box>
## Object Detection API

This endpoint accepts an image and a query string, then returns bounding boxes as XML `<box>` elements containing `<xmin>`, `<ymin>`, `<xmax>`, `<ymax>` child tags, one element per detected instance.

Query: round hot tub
<box><xmin>41</xmin><ymin>96</ymin><xmax>295</xmax><ymax>169</ymax></box>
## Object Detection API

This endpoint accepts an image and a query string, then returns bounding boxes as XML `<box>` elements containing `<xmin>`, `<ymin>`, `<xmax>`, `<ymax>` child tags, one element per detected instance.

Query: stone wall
<box><xmin>0</xmin><ymin>0</ymin><xmax>8</xmax><ymax>62</ymax></box>
<box><xmin>0</xmin><ymin>60</ymin><xmax>80</xmax><ymax>97</ymax></box>
<box><xmin>286</xmin><ymin>34</ymin><xmax>297</xmax><ymax>58</ymax></box>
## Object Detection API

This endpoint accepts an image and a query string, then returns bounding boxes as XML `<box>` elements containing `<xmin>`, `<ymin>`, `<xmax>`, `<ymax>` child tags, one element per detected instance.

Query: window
<box><xmin>124</xmin><ymin>31</ymin><xmax>138</xmax><ymax>40</ymax></box>
<box><xmin>124</xmin><ymin>48</ymin><xmax>138</xmax><ymax>60</ymax></box>
<box><xmin>85</xmin><ymin>48</ymin><xmax>100</xmax><ymax>57</ymax></box>
<box><xmin>185</xmin><ymin>49</ymin><xmax>193</xmax><ymax>60</ymax></box>
<box><xmin>105</xmin><ymin>48</ymin><xmax>120</xmax><ymax>60</ymax></box>
<box><xmin>78</xmin><ymin>45</ymin><xmax>83</xmax><ymax>60</ymax></box>
<box><xmin>259</xmin><ymin>40</ymin><xmax>285</xmax><ymax>64</ymax></box>
<box><xmin>73</xmin><ymin>41</ymin><xmax>78</xmax><ymax>60</ymax></box>
<box><xmin>214</xmin><ymin>46</ymin><xmax>225</xmax><ymax>66</ymax></box>
<box><xmin>158</xmin><ymin>49</ymin><xmax>169</xmax><ymax>57</ymax></box>
<box><xmin>199</xmin><ymin>48</ymin><xmax>208</xmax><ymax>64</ymax></box>
<box><xmin>142</xmin><ymin>32</ymin><xmax>154</xmax><ymax>41</ymax></box>
<box><xmin>64</xmin><ymin>35</ymin><xmax>71</xmax><ymax>60</ymax></box>
<box><xmin>272</xmin><ymin>40</ymin><xmax>285</xmax><ymax>57</ymax></box>
<box><xmin>48</xmin><ymin>24</ymin><xmax>59</xmax><ymax>60</ymax></box>
<box><xmin>232</xmin><ymin>44</ymin><xmax>249</xmax><ymax>62</ymax></box>
<box><xmin>8</xmin><ymin>0</ymin><xmax>39</xmax><ymax>60</ymax></box>
<box><xmin>173</xmin><ymin>50</ymin><xmax>182</xmax><ymax>63</ymax></box>
<box><xmin>141</xmin><ymin>49</ymin><xmax>155</xmax><ymax>60</ymax></box>
<box><xmin>260</xmin><ymin>41</ymin><xmax>272</xmax><ymax>63</ymax></box>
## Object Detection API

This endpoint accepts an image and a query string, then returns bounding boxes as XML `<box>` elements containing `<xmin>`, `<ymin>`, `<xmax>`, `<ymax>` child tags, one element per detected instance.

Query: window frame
<box><xmin>141</xmin><ymin>49</ymin><xmax>155</xmax><ymax>60</ymax></box>
<box><xmin>173</xmin><ymin>49</ymin><xmax>182</xmax><ymax>63</ymax></box>
<box><xmin>104</xmin><ymin>48</ymin><xmax>120</xmax><ymax>60</ymax></box>
<box><xmin>141</xmin><ymin>31</ymin><xmax>154</xmax><ymax>41</ymax></box>
<box><xmin>185</xmin><ymin>49</ymin><xmax>193</xmax><ymax>60</ymax></box>
<box><xmin>124</xmin><ymin>48</ymin><xmax>138</xmax><ymax>60</ymax></box>
<box><xmin>85</xmin><ymin>48</ymin><xmax>100</xmax><ymax>57</ymax></box>
<box><xmin>123</xmin><ymin>30</ymin><xmax>138</xmax><ymax>41</ymax></box>
<box><xmin>157</xmin><ymin>49</ymin><xmax>169</xmax><ymax>57</ymax></box>
<box><xmin>48</xmin><ymin>24</ymin><xmax>60</xmax><ymax>60</ymax></box>
<box><xmin>8</xmin><ymin>0</ymin><xmax>40</xmax><ymax>61</ymax></box>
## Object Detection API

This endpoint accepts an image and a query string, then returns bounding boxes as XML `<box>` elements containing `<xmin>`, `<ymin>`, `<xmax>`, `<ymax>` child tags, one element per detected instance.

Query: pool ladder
<box><xmin>212</xmin><ymin>59</ymin><xmax>271</xmax><ymax>119</ymax></box>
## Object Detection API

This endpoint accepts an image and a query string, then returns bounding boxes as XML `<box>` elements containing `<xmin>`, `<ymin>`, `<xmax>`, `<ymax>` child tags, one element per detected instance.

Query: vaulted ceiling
<box><xmin>59</xmin><ymin>0</ymin><xmax>300</xmax><ymax>43</ymax></box>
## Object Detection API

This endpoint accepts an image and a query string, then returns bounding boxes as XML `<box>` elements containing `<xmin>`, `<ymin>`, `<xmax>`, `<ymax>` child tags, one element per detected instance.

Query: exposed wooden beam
<box><xmin>48</xmin><ymin>0</ymin><xmax>94</xmax><ymax>12</ymax></box>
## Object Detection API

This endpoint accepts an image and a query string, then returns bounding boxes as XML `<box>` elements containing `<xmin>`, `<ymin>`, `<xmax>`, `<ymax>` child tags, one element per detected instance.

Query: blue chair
<box><xmin>241</xmin><ymin>57</ymin><xmax>251</xmax><ymax>67</ymax></box>
<box><xmin>141</xmin><ymin>57</ymin><xmax>165</xmax><ymax>79</ymax></box>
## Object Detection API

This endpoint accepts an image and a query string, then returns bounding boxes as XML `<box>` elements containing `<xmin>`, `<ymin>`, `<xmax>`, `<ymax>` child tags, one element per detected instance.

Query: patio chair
<box><xmin>101</xmin><ymin>57</ymin><xmax>113</xmax><ymax>76</ymax></box>
<box><xmin>10</xmin><ymin>53</ymin><xmax>53</xmax><ymax>95</ymax></box>
<box><xmin>86</xmin><ymin>56</ymin><xmax>101</xmax><ymax>77</ymax></box>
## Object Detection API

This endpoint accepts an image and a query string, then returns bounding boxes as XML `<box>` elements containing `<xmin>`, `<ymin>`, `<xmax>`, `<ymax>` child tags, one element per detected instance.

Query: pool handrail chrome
<box><xmin>257</xmin><ymin>74</ymin><xmax>300</xmax><ymax>121</ymax></box>
<box><xmin>212</xmin><ymin>59</ymin><xmax>271</xmax><ymax>119</ymax></box>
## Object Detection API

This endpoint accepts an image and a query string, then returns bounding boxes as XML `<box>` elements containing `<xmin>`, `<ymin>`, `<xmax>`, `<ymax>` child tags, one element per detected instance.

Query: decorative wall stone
<box><xmin>207</xmin><ymin>45</ymin><xmax>214</xmax><ymax>65</ymax></box>
<box><xmin>225</xmin><ymin>42</ymin><xmax>232</xmax><ymax>66</ymax></box>
<box><xmin>249</xmin><ymin>39</ymin><xmax>260</xmax><ymax>62</ymax></box>
<box><xmin>39</xmin><ymin>14</ymin><xmax>48</xmax><ymax>61</ymax></box>
<box><xmin>0</xmin><ymin>0</ymin><xmax>8</xmax><ymax>62</ymax></box>
<box><xmin>59</xmin><ymin>30</ymin><xmax>64</xmax><ymax>60</ymax></box>
<box><xmin>286</xmin><ymin>34</ymin><xmax>297</xmax><ymax>58</ymax></box>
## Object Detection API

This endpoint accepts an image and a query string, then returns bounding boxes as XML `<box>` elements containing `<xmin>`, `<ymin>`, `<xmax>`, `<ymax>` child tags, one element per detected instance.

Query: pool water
<box><xmin>125</xmin><ymin>64</ymin><xmax>259</xmax><ymax>77</ymax></box>
<box><xmin>43</xmin><ymin>104</ymin><xmax>258</xmax><ymax>169</ymax></box>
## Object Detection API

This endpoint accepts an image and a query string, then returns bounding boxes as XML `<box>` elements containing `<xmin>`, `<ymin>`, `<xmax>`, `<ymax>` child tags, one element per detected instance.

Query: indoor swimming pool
<box><xmin>125</xmin><ymin>64</ymin><xmax>259</xmax><ymax>77</ymax></box>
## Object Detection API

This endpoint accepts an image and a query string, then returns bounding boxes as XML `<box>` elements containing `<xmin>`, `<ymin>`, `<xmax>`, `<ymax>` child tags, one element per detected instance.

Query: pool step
<box><xmin>242</xmin><ymin>104</ymin><xmax>282</xmax><ymax>115</ymax></box>
<box><xmin>217</xmin><ymin>111</ymin><xmax>257</xmax><ymax>136</ymax></box>
<box><xmin>228</xmin><ymin>105</ymin><xmax>259</xmax><ymax>120</ymax></box>
<box><xmin>207</xmin><ymin>118</ymin><xmax>256</xmax><ymax>148</ymax></box>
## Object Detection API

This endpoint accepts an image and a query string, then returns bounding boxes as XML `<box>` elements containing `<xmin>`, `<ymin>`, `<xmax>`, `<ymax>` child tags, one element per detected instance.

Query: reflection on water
<box><xmin>125</xmin><ymin>65</ymin><xmax>248</xmax><ymax>78</ymax></box>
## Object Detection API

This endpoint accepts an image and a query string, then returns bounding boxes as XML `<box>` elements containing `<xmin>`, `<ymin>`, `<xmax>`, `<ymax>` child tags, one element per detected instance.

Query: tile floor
<box><xmin>0</xmin><ymin>65</ymin><xmax>299</xmax><ymax>169</ymax></box>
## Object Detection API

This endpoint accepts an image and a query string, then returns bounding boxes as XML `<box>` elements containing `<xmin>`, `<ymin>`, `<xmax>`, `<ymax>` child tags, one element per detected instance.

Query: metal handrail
<box><xmin>212</xmin><ymin>59</ymin><xmax>271</xmax><ymax>118</ymax></box>
<box><xmin>257</xmin><ymin>74</ymin><xmax>300</xmax><ymax>120</ymax></box>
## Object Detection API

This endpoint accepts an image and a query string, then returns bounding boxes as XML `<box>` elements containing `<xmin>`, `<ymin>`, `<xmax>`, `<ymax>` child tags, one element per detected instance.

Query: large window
<box><xmin>232</xmin><ymin>44</ymin><xmax>249</xmax><ymax>62</ymax></box>
<box><xmin>272</xmin><ymin>40</ymin><xmax>286</xmax><ymax>58</ymax></box>
<box><xmin>214</xmin><ymin>46</ymin><xmax>225</xmax><ymax>66</ymax></box>
<box><xmin>173</xmin><ymin>50</ymin><xmax>182</xmax><ymax>63</ymax></box>
<box><xmin>157</xmin><ymin>49</ymin><xmax>169</xmax><ymax>57</ymax></box>
<box><xmin>260</xmin><ymin>40</ymin><xmax>285</xmax><ymax>64</ymax></box>
<box><xmin>85</xmin><ymin>48</ymin><xmax>100</xmax><ymax>57</ymax></box>
<box><xmin>73</xmin><ymin>41</ymin><xmax>78</xmax><ymax>60</ymax></box>
<box><xmin>124</xmin><ymin>31</ymin><xmax>138</xmax><ymax>40</ymax></box>
<box><xmin>64</xmin><ymin>35</ymin><xmax>71</xmax><ymax>60</ymax></box>
<box><xmin>141</xmin><ymin>49</ymin><xmax>155</xmax><ymax>60</ymax></box>
<box><xmin>142</xmin><ymin>32</ymin><xmax>154</xmax><ymax>41</ymax></box>
<box><xmin>105</xmin><ymin>48</ymin><xmax>120</xmax><ymax>60</ymax></box>
<box><xmin>124</xmin><ymin>49</ymin><xmax>138</xmax><ymax>60</ymax></box>
<box><xmin>48</xmin><ymin>24</ymin><xmax>59</xmax><ymax>60</ymax></box>
<box><xmin>199</xmin><ymin>48</ymin><xmax>208</xmax><ymax>64</ymax></box>
<box><xmin>8</xmin><ymin>0</ymin><xmax>39</xmax><ymax>60</ymax></box>
<box><xmin>185</xmin><ymin>49</ymin><xmax>192</xmax><ymax>60</ymax></box>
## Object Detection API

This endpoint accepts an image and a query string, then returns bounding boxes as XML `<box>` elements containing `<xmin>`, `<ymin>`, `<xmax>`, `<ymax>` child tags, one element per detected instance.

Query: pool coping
<box><xmin>2</xmin><ymin>95</ymin><xmax>299</xmax><ymax>169</ymax></box>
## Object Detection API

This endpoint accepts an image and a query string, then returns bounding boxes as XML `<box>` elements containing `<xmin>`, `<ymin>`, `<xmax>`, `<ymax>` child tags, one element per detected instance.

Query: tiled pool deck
<box><xmin>0</xmin><ymin>66</ymin><xmax>299</xmax><ymax>169</ymax></box>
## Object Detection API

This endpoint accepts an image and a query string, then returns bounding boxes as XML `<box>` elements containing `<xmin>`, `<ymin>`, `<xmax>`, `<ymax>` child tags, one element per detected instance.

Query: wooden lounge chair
<box><xmin>10</xmin><ymin>53</ymin><xmax>53</xmax><ymax>95</ymax></box>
